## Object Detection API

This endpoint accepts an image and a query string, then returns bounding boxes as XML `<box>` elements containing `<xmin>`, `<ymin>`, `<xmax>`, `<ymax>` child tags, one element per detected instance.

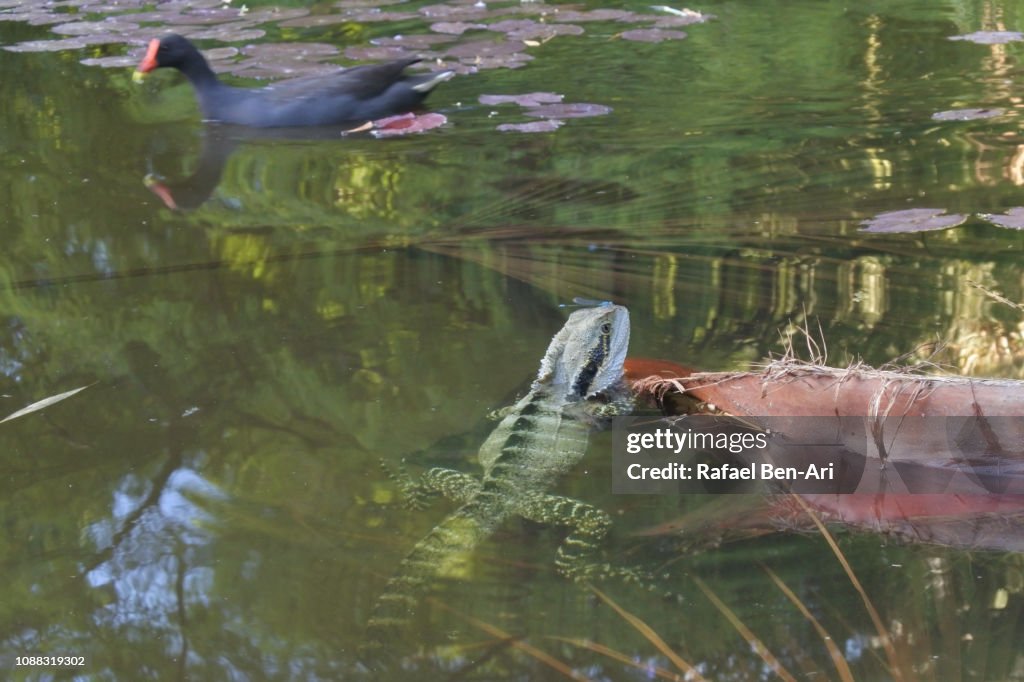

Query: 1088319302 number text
<box><xmin>15</xmin><ymin>656</ymin><xmax>86</xmax><ymax>667</ymax></box>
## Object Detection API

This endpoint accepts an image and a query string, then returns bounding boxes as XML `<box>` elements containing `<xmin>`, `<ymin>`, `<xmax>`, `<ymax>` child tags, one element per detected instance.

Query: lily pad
<box><xmin>859</xmin><ymin>208</ymin><xmax>967</xmax><ymax>233</ymax></box>
<box><xmin>240</xmin><ymin>42</ymin><xmax>340</xmax><ymax>59</ymax></box>
<box><xmin>335</xmin><ymin>0</ymin><xmax>409</xmax><ymax>7</ymax></box>
<box><xmin>931</xmin><ymin>108</ymin><xmax>1005</xmax><ymax>121</ymax></box>
<box><xmin>653</xmin><ymin>14</ymin><xmax>709</xmax><ymax>28</ymax></box>
<box><xmin>949</xmin><ymin>31</ymin><xmax>1024</xmax><ymax>44</ymax></box>
<box><xmin>979</xmin><ymin>208</ymin><xmax>1024</xmax><ymax>230</ymax></box>
<box><xmin>367</xmin><ymin>112</ymin><xmax>448</xmax><ymax>137</ymax></box>
<box><xmin>111</xmin><ymin>10</ymin><xmax>187</xmax><ymax>23</ymax></box>
<box><xmin>148</xmin><ymin>0</ymin><xmax>225</xmax><ymax>10</ymax></box>
<box><xmin>225</xmin><ymin>61</ymin><xmax>342</xmax><ymax>79</ymax></box>
<box><xmin>480</xmin><ymin>92</ymin><xmax>563</xmax><ymax>106</ymax></box>
<box><xmin>279</xmin><ymin>15</ymin><xmax>353</xmax><ymax>28</ymax></box>
<box><xmin>341</xmin><ymin>10</ymin><xmax>419</xmax><ymax>22</ymax></box>
<box><xmin>419</xmin><ymin>4</ymin><xmax>490</xmax><ymax>21</ymax></box>
<box><xmin>75</xmin><ymin>1</ymin><xmax>147</xmax><ymax>10</ymax></box>
<box><xmin>550</xmin><ymin>9</ymin><xmax>644</xmax><ymax>23</ymax></box>
<box><xmin>445</xmin><ymin>39</ymin><xmax>527</xmax><ymax>59</ymax></box>
<box><xmin>524</xmin><ymin>102</ymin><xmax>612</xmax><ymax>118</ymax></box>
<box><xmin>430</xmin><ymin>21</ymin><xmax>485</xmax><ymax>35</ymax></box>
<box><xmin>486</xmin><ymin>19</ymin><xmax>584</xmax><ymax>40</ymax></box>
<box><xmin>650</xmin><ymin>6</ymin><xmax>713</xmax><ymax>24</ymax></box>
<box><xmin>156</xmin><ymin>8</ymin><xmax>250</xmax><ymax>25</ymax></box>
<box><xmin>81</xmin><ymin>54</ymin><xmax>140</xmax><ymax>67</ymax></box>
<box><xmin>5</xmin><ymin>37</ymin><xmax>94</xmax><ymax>52</ymax></box>
<box><xmin>239</xmin><ymin>8</ymin><xmax>311</xmax><ymax>23</ymax></box>
<box><xmin>344</xmin><ymin>45</ymin><xmax>421</xmax><ymax>60</ymax></box>
<box><xmin>182</xmin><ymin>26</ymin><xmax>266</xmax><ymax>42</ymax></box>
<box><xmin>51</xmin><ymin>19</ymin><xmax>141</xmax><ymax>36</ymax></box>
<box><xmin>204</xmin><ymin>46</ymin><xmax>242</xmax><ymax>61</ymax></box>
<box><xmin>428</xmin><ymin>60</ymin><xmax>477</xmax><ymax>75</ymax></box>
<box><xmin>620</xmin><ymin>28</ymin><xmax>687</xmax><ymax>42</ymax></box>
<box><xmin>373</xmin><ymin>34</ymin><xmax>455</xmax><ymax>48</ymax></box>
<box><xmin>497</xmin><ymin>119</ymin><xmax>564</xmax><ymax>133</ymax></box>
<box><xmin>0</xmin><ymin>12</ymin><xmax>66</xmax><ymax>26</ymax></box>
<box><xmin>464</xmin><ymin>54</ymin><xmax>533</xmax><ymax>70</ymax></box>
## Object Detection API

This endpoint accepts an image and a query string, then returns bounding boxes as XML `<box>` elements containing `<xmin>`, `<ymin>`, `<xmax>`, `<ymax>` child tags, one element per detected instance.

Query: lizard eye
<box><xmin>600</xmin><ymin>322</ymin><xmax>612</xmax><ymax>334</ymax></box>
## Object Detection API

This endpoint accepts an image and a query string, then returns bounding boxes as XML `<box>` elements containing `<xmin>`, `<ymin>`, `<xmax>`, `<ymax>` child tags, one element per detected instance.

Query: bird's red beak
<box><xmin>135</xmin><ymin>39</ymin><xmax>160</xmax><ymax>74</ymax></box>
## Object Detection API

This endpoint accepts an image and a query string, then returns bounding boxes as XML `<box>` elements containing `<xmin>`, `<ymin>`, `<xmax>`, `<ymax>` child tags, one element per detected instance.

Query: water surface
<box><xmin>1</xmin><ymin>0</ymin><xmax>1023</xmax><ymax>679</ymax></box>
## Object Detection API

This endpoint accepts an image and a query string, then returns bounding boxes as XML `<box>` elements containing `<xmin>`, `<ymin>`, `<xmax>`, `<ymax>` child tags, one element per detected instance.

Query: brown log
<box><xmin>634</xmin><ymin>363</ymin><xmax>1024</xmax><ymax>418</ymax></box>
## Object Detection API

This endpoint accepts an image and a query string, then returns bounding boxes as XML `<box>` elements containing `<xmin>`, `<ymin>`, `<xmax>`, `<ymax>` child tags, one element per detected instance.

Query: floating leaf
<box><xmin>279</xmin><ymin>15</ymin><xmax>352</xmax><ymax>28</ymax></box>
<box><xmin>336</xmin><ymin>0</ymin><xmax>408</xmax><ymax>7</ymax></box>
<box><xmin>51</xmin><ymin>19</ymin><xmax>141</xmax><ymax>36</ymax></box>
<box><xmin>479</xmin><ymin>92</ymin><xmax>563</xmax><ymax>106</ymax></box>
<box><xmin>182</xmin><ymin>26</ymin><xmax>266</xmax><ymax>42</ymax></box>
<box><xmin>0</xmin><ymin>11</ymin><xmax>66</xmax><ymax>26</ymax></box>
<box><xmin>859</xmin><ymin>208</ymin><xmax>967</xmax><ymax>233</ymax></box>
<box><xmin>226</xmin><ymin>60</ymin><xmax>342</xmax><ymax>80</ymax></box>
<box><xmin>239</xmin><ymin>42</ymin><xmax>339</xmax><ymax>59</ymax></box>
<box><xmin>220</xmin><ymin>42</ymin><xmax>340</xmax><ymax>77</ymax></box>
<box><xmin>497</xmin><ymin>119</ymin><xmax>563</xmax><ymax>133</ymax></box>
<box><xmin>344</xmin><ymin>121</ymin><xmax>376</xmax><ymax>134</ymax></box>
<box><xmin>654</xmin><ymin>14</ymin><xmax>710</xmax><ymax>27</ymax></box>
<box><xmin>155</xmin><ymin>8</ymin><xmax>249</xmax><ymax>25</ymax></box>
<box><xmin>419</xmin><ymin>3</ymin><xmax>490</xmax><ymax>20</ymax></box>
<box><xmin>344</xmin><ymin>45</ymin><xmax>421</xmax><ymax>61</ymax></box>
<box><xmin>373</xmin><ymin>33</ymin><xmax>455</xmax><ymax>48</ymax></box>
<box><xmin>153</xmin><ymin>0</ymin><xmax>224</xmax><ymax>9</ymax></box>
<box><xmin>466</xmin><ymin>54</ymin><xmax>533</xmax><ymax>69</ymax></box>
<box><xmin>6</xmin><ymin>37</ymin><xmax>93</xmax><ymax>52</ymax></box>
<box><xmin>203</xmin><ymin>46</ymin><xmax>241</xmax><ymax>61</ymax></box>
<box><xmin>429</xmin><ymin>61</ymin><xmax>477</xmax><ymax>75</ymax></box>
<box><xmin>430</xmin><ymin>21</ymin><xmax>485</xmax><ymax>35</ymax></box>
<box><xmin>949</xmin><ymin>31</ymin><xmax>1024</xmax><ymax>44</ymax></box>
<box><xmin>979</xmin><ymin>207</ymin><xmax>1024</xmax><ymax>230</ymax></box>
<box><xmin>550</xmin><ymin>9</ymin><xmax>644</xmax><ymax>23</ymax></box>
<box><xmin>370</xmin><ymin>112</ymin><xmax>448</xmax><ymax>137</ymax></box>
<box><xmin>524</xmin><ymin>102</ymin><xmax>612</xmax><ymax>118</ymax></box>
<box><xmin>237</xmin><ymin>7</ymin><xmax>310</xmax><ymax>23</ymax></box>
<box><xmin>650</xmin><ymin>6</ymin><xmax>713</xmax><ymax>23</ymax></box>
<box><xmin>486</xmin><ymin>19</ymin><xmax>584</xmax><ymax>40</ymax></box>
<box><xmin>1</xmin><ymin>384</ymin><xmax>94</xmax><ymax>424</ymax></box>
<box><xmin>341</xmin><ymin>10</ymin><xmax>419</xmax><ymax>22</ymax></box>
<box><xmin>81</xmin><ymin>54</ymin><xmax>139</xmax><ymax>67</ymax></box>
<box><xmin>620</xmin><ymin>28</ymin><xmax>687</xmax><ymax>42</ymax></box>
<box><xmin>445</xmin><ymin>39</ymin><xmax>527</xmax><ymax>59</ymax></box>
<box><xmin>931</xmin><ymin>108</ymin><xmax>1005</xmax><ymax>121</ymax></box>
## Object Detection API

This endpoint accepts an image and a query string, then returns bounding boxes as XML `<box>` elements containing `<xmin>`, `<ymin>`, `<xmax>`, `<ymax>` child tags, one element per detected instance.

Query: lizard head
<box><xmin>533</xmin><ymin>302</ymin><xmax>630</xmax><ymax>399</ymax></box>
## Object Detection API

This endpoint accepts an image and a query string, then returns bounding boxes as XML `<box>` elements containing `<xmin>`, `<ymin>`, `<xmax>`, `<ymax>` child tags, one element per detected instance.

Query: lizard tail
<box><xmin>362</xmin><ymin>496</ymin><xmax>502</xmax><ymax>655</ymax></box>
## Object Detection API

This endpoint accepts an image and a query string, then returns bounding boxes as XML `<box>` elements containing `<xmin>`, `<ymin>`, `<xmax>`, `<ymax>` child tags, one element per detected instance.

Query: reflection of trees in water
<box><xmin>142</xmin><ymin>124</ymin><xmax>432</xmax><ymax>225</ymax></box>
<box><xmin>420</xmin><ymin>227</ymin><xmax>1024</xmax><ymax>376</ymax></box>
<box><xmin>0</xmin><ymin>252</ymin><xmax>570</xmax><ymax>678</ymax></box>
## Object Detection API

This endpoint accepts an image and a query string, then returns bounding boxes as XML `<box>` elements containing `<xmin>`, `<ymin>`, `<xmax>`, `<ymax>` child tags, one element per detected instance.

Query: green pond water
<box><xmin>1</xmin><ymin>0</ymin><xmax>1023</xmax><ymax>679</ymax></box>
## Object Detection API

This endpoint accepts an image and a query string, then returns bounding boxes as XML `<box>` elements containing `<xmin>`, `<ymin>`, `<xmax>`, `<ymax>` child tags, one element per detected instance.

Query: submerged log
<box><xmin>630</xmin><ymin>358</ymin><xmax>1024</xmax><ymax>418</ymax></box>
<box><xmin>625</xmin><ymin>356</ymin><xmax>1024</xmax><ymax>552</ymax></box>
<box><xmin>638</xmin><ymin>491</ymin><xmax>1024</xmax><ymax>553</ymax></box>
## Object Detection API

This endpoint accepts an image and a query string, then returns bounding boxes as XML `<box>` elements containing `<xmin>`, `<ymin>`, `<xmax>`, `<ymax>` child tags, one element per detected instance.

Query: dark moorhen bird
<box><xmin>133</xmin><ymin>34</ymin><xmax>454</xmax><ymax>128</ymax></box>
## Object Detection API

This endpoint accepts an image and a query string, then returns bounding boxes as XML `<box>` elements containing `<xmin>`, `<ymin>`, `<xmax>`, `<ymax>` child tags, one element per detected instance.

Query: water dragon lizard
<box><xmin>366</xmin><ymin>301</ymin><xmax>633</xmax><ymax>648</ymax></box>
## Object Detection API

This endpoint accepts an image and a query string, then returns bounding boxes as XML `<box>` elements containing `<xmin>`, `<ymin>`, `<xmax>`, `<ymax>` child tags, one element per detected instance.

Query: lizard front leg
<box><xmin>381</xmin><ymin>460</ymin><xmax>481</xmax><ymax>509</ymax></box>
<box><xmin>517</xmin><ymin>491</ymin><xmax>653</xmax><ymax>586</ymax></box>
<box><xmin>515</xmin><ymin>491</ymin><xmax>615</xmax><ymax>581</ymax></box>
